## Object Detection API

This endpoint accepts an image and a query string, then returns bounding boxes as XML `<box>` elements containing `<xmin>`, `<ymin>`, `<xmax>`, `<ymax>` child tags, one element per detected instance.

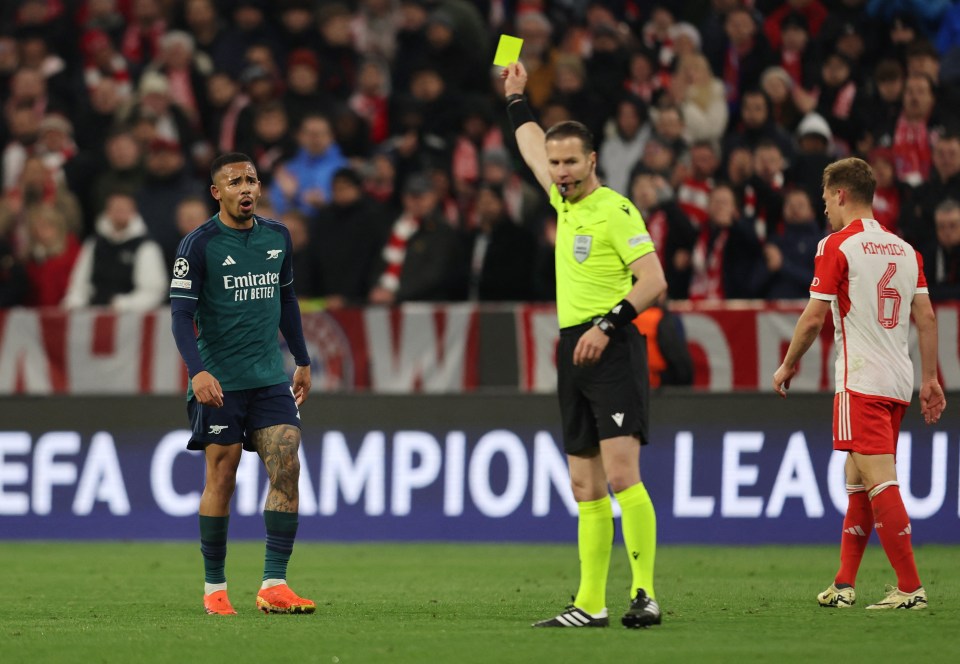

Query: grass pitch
<box><xmin>1</xmin><ymin>542</ymin><xmax>956</xmax><ymax>663</ymax></box>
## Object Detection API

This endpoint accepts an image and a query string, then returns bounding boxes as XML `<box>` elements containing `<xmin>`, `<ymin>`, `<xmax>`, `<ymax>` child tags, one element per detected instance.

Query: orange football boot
<box><xmin>204</xmin><ymin>590</ymin><xmax>237</xmax><ymax>615</ymax></box>
<box><xmin>256</xmin><ymin>584</ymin><xmax>316</xmax><ymax>614</ymax></box>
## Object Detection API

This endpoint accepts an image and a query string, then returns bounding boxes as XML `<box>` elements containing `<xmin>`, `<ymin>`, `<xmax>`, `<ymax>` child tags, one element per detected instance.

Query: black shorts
<box><xmin>186</xmin><ymin>382</ymin><xmax>301</xmax><ymax>451</ymax></box>
<box><xmin>556</xmin><ymin>322</ymin><xmax>650</xmax><ymax>456</ymax></box>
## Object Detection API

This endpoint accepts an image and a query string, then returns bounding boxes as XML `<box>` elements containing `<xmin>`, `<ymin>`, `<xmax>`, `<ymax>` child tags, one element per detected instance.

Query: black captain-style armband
<box><xmin>506</xmin><ymin>94</ymin><xmax>536</xmax><ymax>131</ymax></box>
<box><xmin>591</xmin><ymin>299</ymin><xmax>639</xmax><ymax>336</ymax></box>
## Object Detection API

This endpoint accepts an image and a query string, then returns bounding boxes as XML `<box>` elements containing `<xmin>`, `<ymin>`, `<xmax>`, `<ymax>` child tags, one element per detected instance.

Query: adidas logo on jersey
<box><xmin>222</xmin><ymin>255</ymin><xmax>237</xmax><ymax>266</ymax></box>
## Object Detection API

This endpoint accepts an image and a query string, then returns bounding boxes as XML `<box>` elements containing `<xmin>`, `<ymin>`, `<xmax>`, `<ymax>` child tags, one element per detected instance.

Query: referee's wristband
<box><xmin>506</xmin><ymin>94</ymin><xmax>535</xmax><ymax>131</ymax></box>
<box><xmin>591</xmin><ymin>299</ymin><xmax>639</xmax><ymax>336</ymax></box>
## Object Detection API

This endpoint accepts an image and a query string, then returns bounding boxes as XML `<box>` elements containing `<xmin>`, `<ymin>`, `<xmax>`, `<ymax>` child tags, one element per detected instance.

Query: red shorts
<box><xmin>833</xmin><ymin>391</ymin><xmax>907</xmax><ymax>455</ymax></box>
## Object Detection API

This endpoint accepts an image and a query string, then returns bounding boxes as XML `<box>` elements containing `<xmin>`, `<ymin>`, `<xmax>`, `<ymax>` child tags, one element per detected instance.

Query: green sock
<box><xmin>616</xmin><ymin>482</ymin><xmax>657</xmax><ymax>599</ymax></box>
<box><xmin>573</xmin><ymin>496</ymin><xmax>613</xmax><ymax>615</ymax></box>
<box><xmin>263</xmin><ymin>510</ymin><xmax>299</xmax><ymax>582</ymax></box>
<box><xmin>199</xmin><ymin>515</ymin><xmax>229</xmax><ymax>585</ymax></box>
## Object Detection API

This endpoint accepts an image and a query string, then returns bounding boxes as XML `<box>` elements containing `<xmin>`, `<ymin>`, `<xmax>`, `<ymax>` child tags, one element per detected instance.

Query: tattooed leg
<box><xmin>252</xmin><ymin>424</ymin><xmax>301</xmax><ymax>512</ymax></box>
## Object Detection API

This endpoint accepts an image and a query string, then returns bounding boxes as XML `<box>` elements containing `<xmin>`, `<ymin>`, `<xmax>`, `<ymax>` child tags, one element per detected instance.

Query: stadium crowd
<box><xmin>1</xmin><ymin>0</ymin><xmax>960</xmax><ymax>310</ymax></box>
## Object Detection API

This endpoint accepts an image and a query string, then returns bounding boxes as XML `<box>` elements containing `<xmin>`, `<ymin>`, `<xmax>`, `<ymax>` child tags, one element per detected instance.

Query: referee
<box><xmin>502</xmin><ymin>62</ymin><xmax>667</xmax><ymax>629</ymax></box>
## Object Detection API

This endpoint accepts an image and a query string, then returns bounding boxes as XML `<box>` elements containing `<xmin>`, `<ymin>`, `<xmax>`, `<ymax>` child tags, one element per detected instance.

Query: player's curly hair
<box><xmin>823</xmin><ymin>157</ymin><xmax>875</xmax><ymax>205</ymax></box>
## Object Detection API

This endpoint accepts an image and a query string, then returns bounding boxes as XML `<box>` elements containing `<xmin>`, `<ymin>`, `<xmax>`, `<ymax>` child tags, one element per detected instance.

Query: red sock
<box><xmin>835</xmin><ymin>488</ymin><xmax>872</xmax><ymax>587</ymax></box>
<box><xmin>870</xmin><ymin>484</ymin><xmax>921</xmax><ymax>592</ymax></box>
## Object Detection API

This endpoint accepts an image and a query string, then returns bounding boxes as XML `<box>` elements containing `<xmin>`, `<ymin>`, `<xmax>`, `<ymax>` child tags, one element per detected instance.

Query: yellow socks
<box><xmin>616</xmin><ymin>482</ymin><xmax>657</xmax><ymax>599</ymax></box>
<box><xmin>573</xmin><ymin>496</ymin><xmax>613</xmax><ymax>614</ymax></box>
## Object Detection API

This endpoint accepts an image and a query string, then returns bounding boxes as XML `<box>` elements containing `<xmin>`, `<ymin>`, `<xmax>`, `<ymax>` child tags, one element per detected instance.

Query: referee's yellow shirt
<box><xmin>551</xmin><ymin>184</ymin><xmax>655</xmax><ymax>328</ymax></box>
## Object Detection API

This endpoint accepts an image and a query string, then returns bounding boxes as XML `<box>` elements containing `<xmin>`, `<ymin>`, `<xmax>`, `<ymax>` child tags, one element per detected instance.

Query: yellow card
<box><xmin>493</xmin><ymin>34</ymin><xmax>523</xmax><ymax>66</ymax></box>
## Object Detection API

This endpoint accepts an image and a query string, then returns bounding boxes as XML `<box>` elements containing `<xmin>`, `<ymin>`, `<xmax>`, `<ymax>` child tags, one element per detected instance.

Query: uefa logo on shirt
<box><xmin>173</xmin><ymin>258</ymin><xmax>190</xmax><ymax>278</ymax></box>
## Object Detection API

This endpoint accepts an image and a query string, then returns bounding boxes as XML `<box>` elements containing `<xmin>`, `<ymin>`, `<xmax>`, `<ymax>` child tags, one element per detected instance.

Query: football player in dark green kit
<box><xmin>170</xmin><ymin>153</ymin><xmax>314</xmax><ymax>616</ymax></box>
<box><xmin>502</xmin><ymin>62</ymin><xmax>668</xmax><ymax>629</ymax></box>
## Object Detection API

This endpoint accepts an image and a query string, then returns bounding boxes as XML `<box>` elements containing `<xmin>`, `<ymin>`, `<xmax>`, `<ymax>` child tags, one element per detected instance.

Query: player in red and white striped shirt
<box><xmin>773</xmin><ymin>157</ymin><xmax>946</xmax><ymax>611</ymax></box>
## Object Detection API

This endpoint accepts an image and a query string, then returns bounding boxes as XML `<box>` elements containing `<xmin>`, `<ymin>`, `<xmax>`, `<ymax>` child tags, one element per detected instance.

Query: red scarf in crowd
<box><xmin>893</xmin><ymin>113</ymin><xmax>932</xmax><ymax>185</ymax></box>
<box><xmin>688</xmin><ymin>227</ymin><xmax>729</xmax><ymax>301</ymax></box>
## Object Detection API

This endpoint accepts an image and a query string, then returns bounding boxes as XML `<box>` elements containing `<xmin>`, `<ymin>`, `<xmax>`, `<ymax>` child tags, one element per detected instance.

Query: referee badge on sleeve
<box><xmin>573</xmin><ymin>235</ymin><xmax>592</xmax><ymax>263</ymax></box>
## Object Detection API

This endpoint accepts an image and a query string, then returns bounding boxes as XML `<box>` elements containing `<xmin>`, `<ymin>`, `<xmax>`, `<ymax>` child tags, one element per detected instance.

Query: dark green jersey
<box><xmin>169</xmin><ymin>214</ymin><xmax>294</xmax><ymax>396</ymax></box>
<box><xmin>550</xmin><ymin>185</ymin><xmax>655</xmax><ymax>327</ymax></box>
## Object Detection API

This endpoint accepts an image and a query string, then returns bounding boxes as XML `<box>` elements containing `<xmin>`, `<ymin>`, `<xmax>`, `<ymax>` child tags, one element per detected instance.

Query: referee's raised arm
<box><xmin>501</xmin><ymin>62</ymin><xmax>552</xmax><ymax>194</ymax></box>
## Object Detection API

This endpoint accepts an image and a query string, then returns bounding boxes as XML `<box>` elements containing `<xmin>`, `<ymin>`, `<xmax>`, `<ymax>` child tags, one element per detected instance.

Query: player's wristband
<box><xmin>591</xmin><ymin>299</ymin><xmax>639</xmax><ymax>336</ymax></box>
<box><xmin>506</xmin><ymin>94</ymin><xmax>535</xmax><ymax>131</ymax></box>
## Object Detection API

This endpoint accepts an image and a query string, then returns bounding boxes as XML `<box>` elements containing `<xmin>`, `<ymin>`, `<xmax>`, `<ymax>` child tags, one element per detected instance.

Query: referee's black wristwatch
<box><xmin>591</xmin><ymin>316</ymin><xmax>615</xmax><ymax>335</ymax></box>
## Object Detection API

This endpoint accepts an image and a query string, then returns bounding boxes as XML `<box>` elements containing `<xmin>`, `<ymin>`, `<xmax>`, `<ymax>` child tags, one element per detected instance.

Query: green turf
<box><xmin>1</xmin><ymin>542</ymin><xmax>956</xmax><ymax>663</ymax></box>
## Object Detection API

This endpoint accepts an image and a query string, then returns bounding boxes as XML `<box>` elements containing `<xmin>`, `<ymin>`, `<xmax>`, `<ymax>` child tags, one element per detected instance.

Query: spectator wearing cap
<box><xmin>270</xmin><ymin>113</ymin><xmax>348</xmax><ymax>217</ymax></box>
<box><xmin>869</xmin><ymin>147</ymin><xmax>911</xmax><ymax>236</ymax></box>
<box><xmin>599</xmin><ymin>95</ymin><xmax>650</xmax><ymax>197</ymax></box>
<box><xmin>123</xmin><ymin>71</ymin><xmax>198</xmax><ymax>163</ymax></box>
<box><xmin>62</xmin><ymin>192</ymin><xmax>167</xmax><ymax>311</ymax></box>
<box><xmin>903</xmin><ymin>133</ymin><xmax>960</xmax><ymax>250</ymax></box>
<box><xmin>135</xmin><ymin>137</ymin><xmax>206</xmax><ymax>268</ymax></box>
<box><xmin>283</xmin><ymin>48</ymin><xmax>340</xmax><ymax>132</ymax></box>
<box><xmin>763</xmin><ymin>0</ymin><xmax>827</xmax><ymax>51</ymax></box>
<box><xmin>923</xmin><ymin>198</ymin><xmax>960</xmax><ymax>301</ymax></box>
<box><xmin>309</xmin><ymin>166</ymin><xmax>393</xmax><ymax>307</ymax></box>
<box><xmin>369</xmin><ymin>172</ymin><xmax>468</xmax><ymax>304</ymax></box>
<box><xmin>787</xmin><ymin>111</ymin><xmax>834</xmax><ymax>212</ymax></box>
<box><xmin>465</xmin><ymin>182</ymin><xmax>537</xmax><ymax>301</ymax></box>
<box><xmin>670</xmin><ymin>53</ymin><xmax>729</xmax><ymax>144</ymax></box>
